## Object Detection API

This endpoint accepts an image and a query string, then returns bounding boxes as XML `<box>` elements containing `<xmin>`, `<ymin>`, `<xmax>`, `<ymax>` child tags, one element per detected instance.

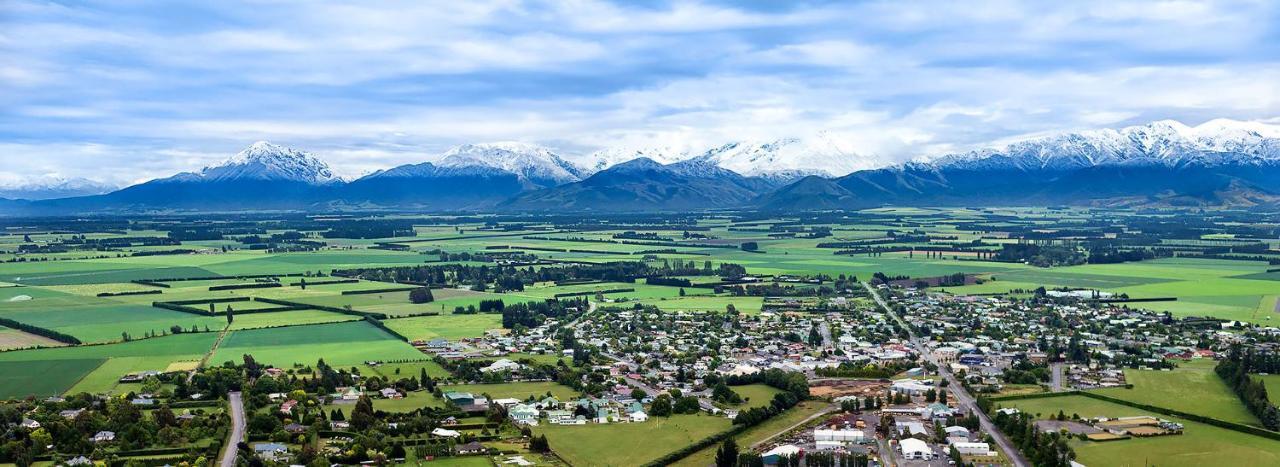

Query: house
<box><xmin>130</xmin><ymin>398</ymin><xmax>155</xmax><ymax>406</ymax></box>
<box><xmin>443</xmin><ymin>391</ymin><xmax>476</xmax><ymax>406</ymax></box>
<box><xmin>339</xmin><ymin>387</ymin><xmax>362</xmax><ymax>401</ymax></box>
<box><xmin>330</xmin><ymin>421</ymin><xmax>350</xmax><ymax>430</ymax></box>
<box><xmin>253</xmin><ymin>443</ymin><xmax>288</xmax><ymax>461</ymax></box>
<box><xmin>20</xmin><ymin>418</ymin><xmax>40</xmax><ymax>429</ymax></box>
<box><xmin>280</xmin><ymin>400</ymin><xmax>298</xmax><ymax>415</ymax></box>
<box><xmin>441</xmin><ymin>416</ymin><xmax>460</xmax><ymax>426</ymax></box>
<box><xmin>899</xmin><ymin>438</ymin><xmax>932</xmax><ymax>460</ymax></box>
<box><xmin>66</xmin><ymin>456</ymin><xmax>92</xmax><ymax>466</ymax></box>
<box><xmin>455</xmin><ymin>441</ymin><xmax>487</xmax><ymax>455</ymax></box>
<box><xmin>284</xmin><ymin>423</ymin><xmax>307</xmax><ymax>434</ymax></box>
<box><xmin>481</xmin><ymin>358</ymin><xmax>522</xmax><ymax>373</ymax></box>
<box><xmin>629</xmin><ymin>411</ymin><xmax>649</xmax><ymax>423</ymax></box>
<box><xmin>380</xmin><ymin>388</ymin><xmax>402</xmax><ymax>399</ymax></box>
<box><xmin>91</xmin><ymin>431</ymin><xmax>115</xmax><ymax>443</ymax></box>
<box><xmin>492</xmin><ymin>398</ymin><xmax>521</xmax><ymax>408</ymax></box>
<box><xmin>431</xmin><ymin>427</ymin><xmax>462</xmax><ymax>438</ymax></box>
<box><xmin>953</xmin><ymin>442</ymin><xmax>995</xmax><ymax>456</ymax></box>
<box><xmin>509</xmin><ymin>404</ymin><xmax>540</xmax><ymax>426</ymax></box>
<box><xmin>59</xmin><ymin>409</ymin><xmax>84</xmax><ymax>419</ymax></box>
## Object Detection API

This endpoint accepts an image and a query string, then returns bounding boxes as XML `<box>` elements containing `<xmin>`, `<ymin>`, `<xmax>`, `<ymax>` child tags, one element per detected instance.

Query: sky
<box><xmin>2</xmin><ymin>0</ymin><xmax>1279</xmax><ymax>186</ymax></box>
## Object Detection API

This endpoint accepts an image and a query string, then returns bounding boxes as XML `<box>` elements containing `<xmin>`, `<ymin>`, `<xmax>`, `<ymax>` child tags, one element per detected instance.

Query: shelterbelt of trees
<box><xmin>333</xmin><ymin>260</ymin><xmax>747</xmax><ymax>290</ymax></box>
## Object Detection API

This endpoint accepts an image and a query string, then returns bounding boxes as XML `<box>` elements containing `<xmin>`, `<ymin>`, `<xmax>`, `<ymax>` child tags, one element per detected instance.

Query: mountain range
<box><xmin>4</xmin><ymin>119</ymin><xmax>1280</xmax><ymax>214</ymax></box>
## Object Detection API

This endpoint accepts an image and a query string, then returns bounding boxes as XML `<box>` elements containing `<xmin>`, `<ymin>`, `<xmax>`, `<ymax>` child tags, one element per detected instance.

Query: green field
<box><xmin>537</xmin><ymin>414</ymin><xmax>731</xmax><ymax>467</ymax></box>
<box><xmin>0</xmin><ymin>358</ymin><xmax>106</xmax><ymax>399</ymax></box>
<box><xmin>1092</xmin><ymin>359</ymin><xmax>1259</xmax><ymax>426</ymax></box>
<box><xmin>1004</xmin><ymin>395</ymin><xmax>1280</xmax><ymax>467</ymax></box>
<box><xmin>0</xmin><ymin>332</ymin><xmax>216</xmax><ymax>398</ymax></box>
<box><xmin>381</xmin><ymin>313</ymin><xmax>504</xmax><ymax>341</ymax></box>
<box><xmin>211</xmin><ymin>321</ymin><xmax>424</xmax><ymax>367</ymax></box>
<box><xmin>673</xmin><ymin>401</ymin><xmax>830</xmax><ymax>467</ymax></box>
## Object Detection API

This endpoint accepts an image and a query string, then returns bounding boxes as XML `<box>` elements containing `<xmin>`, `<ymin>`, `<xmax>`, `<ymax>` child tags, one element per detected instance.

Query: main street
<box><xmin>862</xmin><ymin>282</ymin><xmax>1030</xmax><ymax>467</ymax></box>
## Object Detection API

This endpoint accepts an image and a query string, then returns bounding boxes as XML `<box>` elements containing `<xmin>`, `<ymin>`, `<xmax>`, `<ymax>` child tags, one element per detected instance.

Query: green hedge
<box><xmin>341</xmin><ymin>287</ymin><xmax>419</xmax><ymax>295</ymax></box>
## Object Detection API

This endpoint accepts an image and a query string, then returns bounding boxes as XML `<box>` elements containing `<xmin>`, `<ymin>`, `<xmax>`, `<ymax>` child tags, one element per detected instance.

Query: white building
<box><xmin>899</xmin><ymin>438</ymin><xmax>932</xmax><ymax>460</ymax></box>
<box><xmin>814</xmin><ymin>429</ymin><xmax>866</xmax><ymax>443</ymax></box>
<box><xmin>953</xmin><ymin>442</ymin><xmax>995</xmax><ymax>457</ymax></box>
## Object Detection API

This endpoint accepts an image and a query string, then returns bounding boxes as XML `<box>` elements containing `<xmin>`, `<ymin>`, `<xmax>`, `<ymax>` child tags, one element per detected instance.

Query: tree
<box><xmin>650</xmin><ymin>395</ymin><xmax>673</xmax><ymax>416</ymax></box>
<box><xmin>350</xmin><ymin>396</ymin><xmax>376</xmax><ymax>431</ymax></box>
<box><xmin>226</xmin><ymin>305</ymin><xmax>234</xmax><ymax>325</ymax></box>
<box><xmin>740</xmin><ymin>242</ymin><xmax>759</xmax><ymax>252</ymax></box>
<box><xmin>409</xmin><ymin>287</ymin><xmax>434</xmax><ymax>304</ymax></box>
<box><xmin>715</xmin><ymin>438</ymin><xmax>739</xmax><ymax>467</ymax></box>
<box><xmin>631</xmin><ymin>388</ymin><xmax>648</xmax><ymax>401</ymax></box>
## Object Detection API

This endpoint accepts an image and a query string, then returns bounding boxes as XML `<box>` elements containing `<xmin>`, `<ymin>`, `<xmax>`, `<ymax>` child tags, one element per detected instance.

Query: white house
<box><xmin>481</xmin><ymin>358</ymin><xmax>522</xmax><ymax>373</ymax></box>
<box><xmin>899</xmin><ymin>438</ymin><xmax>932</xmax><ymax>460</ymax></box>
<box><xmin>629</xmin><ymin>411</ymin><xmax>649</xmax><ymax>422</ymax></box>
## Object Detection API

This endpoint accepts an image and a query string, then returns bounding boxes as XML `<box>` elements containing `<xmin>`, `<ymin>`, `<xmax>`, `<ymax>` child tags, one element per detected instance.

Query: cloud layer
<box><xmin>2</xmin><ymin>0</ymin><xmax>1278</xmax><ymax>184</ymax></box>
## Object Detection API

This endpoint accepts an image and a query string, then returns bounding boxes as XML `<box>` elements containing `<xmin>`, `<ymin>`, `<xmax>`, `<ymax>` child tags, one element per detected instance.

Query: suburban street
<box><xmin>863</xmin><ymin>282</ymin><xmax>1030</xmax><ymax>467</ymax></box>
<box><xmin>1050</xmin><ymin>362</ymin><xmax>1065</xmax><ymax>392</ymax></box>
<box><xmin>219</xmin><ymin>391</ymin><xmax>246</xmax><ymax>467</ymax></box>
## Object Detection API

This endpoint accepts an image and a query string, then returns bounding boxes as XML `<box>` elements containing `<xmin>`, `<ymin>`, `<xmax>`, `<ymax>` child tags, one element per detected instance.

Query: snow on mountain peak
<box><xmin>203</xmin><ymin>141</ymin><xmax>338</xmax><ymax>184</ymax></box>
<box><xmin>923</xmin><ymin>118</ymin><xmax>1280</xmax><ymax>172</ymax></box>
<box><xmin>438</xmin><ymin>142</ymin><xmax>585</xmax><ymax>187</ymax></box>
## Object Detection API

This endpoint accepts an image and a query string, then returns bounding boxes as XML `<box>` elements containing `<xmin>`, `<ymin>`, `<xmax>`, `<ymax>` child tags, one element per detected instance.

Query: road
<box><xmin>219</xmin><ymin>391</ymin><xmax>246</xmax><ymax>467</ymax></box>
<box><xmin>748</xmin><ymin>403</ymin><xmax>837</xmax><ymax>449</ymax></box>
<box><xmin>563</xmin><ymin>300</ymin><xmax>597</xmax><ymax>330</ymax></box>
<box><xmin>862</xmin><ymin>282</ymin><xmax>1029</xmax><ymax>467</ymax></box>
<box><xmin>1050</xmin><ymin>362</ymin><xmax>1065</xmax><ymax>392</ymax></box>
<box><xmin>817</xmin><ymin>321</ymin><xmax>834</xmax><ymax>350</ymax></box>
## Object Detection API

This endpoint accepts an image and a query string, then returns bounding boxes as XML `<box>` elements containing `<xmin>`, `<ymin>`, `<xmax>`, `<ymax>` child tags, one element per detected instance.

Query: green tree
<box><xmin>715</xmin><ymin>438</ymin><xmax>739</xmax><ymax>467</ymax></box>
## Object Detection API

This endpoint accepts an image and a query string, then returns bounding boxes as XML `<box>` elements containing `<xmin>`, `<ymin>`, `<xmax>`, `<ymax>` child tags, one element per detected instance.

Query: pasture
<box><xmin>537</xmin><ymin>414</ymin><xmax>731</xmax><ymax>467</ymax></box>
<box><xmin>1004</xmin><ymin>395</ymin><xmax>1280</xmax><ymax>467</ymax></box>
<box><xmin>210</xmin><ymin>321</ymin><xmax>425</xmax><ymax>367</ymax></box>
<box><xmin>1091</xmin><ymin>359</ymin><xmax>1258</xmax><ymax>426</ymax></box>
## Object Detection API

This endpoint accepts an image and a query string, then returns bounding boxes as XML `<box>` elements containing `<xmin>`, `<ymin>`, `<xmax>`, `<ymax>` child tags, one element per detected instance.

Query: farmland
<box><xmin>0</xmin><ymin>209</ymin><xmax>1278</xmax><ymax>467</ymax></box>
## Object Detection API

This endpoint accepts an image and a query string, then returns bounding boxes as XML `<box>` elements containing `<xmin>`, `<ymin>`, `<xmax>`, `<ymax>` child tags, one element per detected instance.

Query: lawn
<box><xmin>1004</xmin><ymin>395</ymin><xmax>1280</xmax><ymax>467</ymax></box>
<box><xmin>1091</xmin><ymin>359</ymin><xmax>1258</xmax><ymax>426</ymax></box>
<box><xmin>211</xmin><ymin>321</ymin><xmax>425</xmax><ymax>367</ymax></box>
<box><xmin>537</xmin><ymin>414</ymin><xmax>732</xmax><ymax>467</ymax></box>
<box><xmin>1259</xmin><ymin>374</ymin><xmax>1280</xmax><ymax>405</ymax></box>
<box><xmin>326</xmin><ymin>390</ymin><xmax>447</xmax><ymax>417</ymax></box>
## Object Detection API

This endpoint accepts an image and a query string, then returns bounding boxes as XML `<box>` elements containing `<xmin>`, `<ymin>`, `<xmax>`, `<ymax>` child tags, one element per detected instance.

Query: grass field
<box><xmin>538</xmin><ymin>413</ymin><xmax>731</xmax><ymax>467</ymax></box>
<box><xmin>1092</xmin><ymin>359</ymin><xmax>1259</xmax><ymax>426</ymax></box>
<box><xmin>380</xmin><ymin>314</ymin><xmax>503</xmax><ymax>341</ymax></box>
<box><xmin>211</xmin><ymin>321</ymin><xmax>425</xmax><ymax>367</ymax></box>
<box><xmin>1259</xmin><ymin>374</ymin><xmax>1280</xmax><ymax>405</ymax></box>
<box><xmin>673</xmin><ymin>401</ymin><xmax>830</xmax><ymax>467</ymax></box>
<box><xmin>1004</xmin><ymin>395</ymin><xmax>1280</xmax><ymax>467</ymax></box>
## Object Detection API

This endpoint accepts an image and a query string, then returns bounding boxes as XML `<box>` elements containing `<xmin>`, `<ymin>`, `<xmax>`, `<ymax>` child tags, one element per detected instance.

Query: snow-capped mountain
<box><xmin>580</xmin><ymin>133</ymin><xmax>879</xmax><ymax>180</ymax></box>
<box><xmin>191</xmin><ymin>141</ymin><xmax>339</xmax><ymax>184</ymax></box>
<box><xmin>758</xmin><ymin>118</ymin><xmax>1280</xmax><ymax>210</ymax></box>
<box><xmin>0</xmin><ymin>176</ymin><xmax>117</xmax><ymax>200</ymax></box>
<box><xmin>581</xmin><ymin>145</ymin><xmax>701</xmax><ymax>173</ymax></box>
<box><xmin>922</xmin><ymin>119</ymin><xmax>1280</xmax><ymax>172</ymax></box>
<box><xmin>436</xmin><ymin>142</ymin><xmax>586</xmax><ymax>188</ymax></box>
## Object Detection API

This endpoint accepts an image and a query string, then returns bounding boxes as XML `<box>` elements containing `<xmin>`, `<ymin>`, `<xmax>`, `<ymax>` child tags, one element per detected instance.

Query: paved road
<box><xmin>219</xmin><ymin>391</ymin><xmax>246</xmax><ymax>467</ymax></box>
<box><xmin>1050</xmin><ymin>362</ymin><xmax>1065</xmax><ymax>392</ymax></box>
<box><xmin>818</xmin><ymin>321</ymin><xmax>834</xmax><ymax>350</ymax></box>
<box><xmin>863</xmin><ymin>282</ymin><xmax>1029</xmax><ymax>467</ymax></box>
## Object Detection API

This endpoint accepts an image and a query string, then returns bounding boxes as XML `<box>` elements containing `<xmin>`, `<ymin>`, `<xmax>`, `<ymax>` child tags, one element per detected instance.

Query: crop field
<box><xmin>1004</xmin><ymin>395</ymin><xmax>1280</xmax><ymax>467</ymax></box>
<box><xmin>0</xmin><ymin>328</ymin><xmax>66</xmax><ymax>350</ymax></box>
<box><xmin>537</xmin><ymin>413</ymin><xmax>731</xmax><ymax>467</ymax></box>
<box><xmin>0</xmin><ymin>332</ymin><xmax>216</xmax><ymax>398</ymax></box>
<box><xmin>210</xmin><ymin>321</ymin><xmax>424</xmax><ymax>367</ymax></box>
<box><xmin>0</xmin><ymin>358</ymin><xmax>105</xmax><ymax>399</ymax></box>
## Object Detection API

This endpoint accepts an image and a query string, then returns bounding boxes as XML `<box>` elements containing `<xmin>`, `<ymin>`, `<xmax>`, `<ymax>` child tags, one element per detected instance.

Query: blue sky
<box><xmin>2</xmin><ymin>0</ymin><xmax>1279</xmax><ymax>185</ymax></box>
